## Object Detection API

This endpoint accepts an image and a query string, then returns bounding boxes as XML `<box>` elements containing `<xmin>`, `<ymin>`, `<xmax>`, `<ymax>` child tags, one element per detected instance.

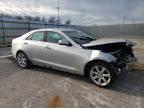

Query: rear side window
<box><xmin>27</xmin><ymin>31</ymin><xmax>45</xmax><ymax>41</ymax></box>
<box><xmin>46</xmin><ymin>32</ymin><xmax>65</xmax><ymax>43</ymax></box>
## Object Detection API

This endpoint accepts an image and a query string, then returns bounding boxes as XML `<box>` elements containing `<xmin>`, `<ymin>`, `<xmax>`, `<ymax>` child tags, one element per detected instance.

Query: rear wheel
<box><xmin>88</xmin><ymin>61</ymin><xmax>116</xmax><ymax>87</ymax></box>
<box><xmin>16</xmin><ymin>52</ymin><xmax>30</xmax><ymax>68</ymax></box>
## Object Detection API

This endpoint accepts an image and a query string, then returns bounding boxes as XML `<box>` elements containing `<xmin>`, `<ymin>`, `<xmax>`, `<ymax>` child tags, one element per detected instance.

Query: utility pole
<box><xmin>57</xmin><ymin>0</ymin><xmax>60</xmax><ymax>28</ymax></box>
<box><xmin>123</xmin><ymin>16</ymin><xmax>126</xmax><ymax>24</ymax></box>
<box><xmin>132</xmin><ymin>18</ymin><xmax>135</xmax><ymax>24</ymax></box>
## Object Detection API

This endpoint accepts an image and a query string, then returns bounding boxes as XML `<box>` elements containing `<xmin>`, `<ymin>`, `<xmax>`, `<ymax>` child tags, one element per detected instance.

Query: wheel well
<box><xmin>84</xmin><ymin>59</ymin><xmax>110</xmax><ymax>77</ymax></box>
<box><xmin>16</xmin><ymin>50</ymin><xmax>26</xmax><ymax>58</ymax></box>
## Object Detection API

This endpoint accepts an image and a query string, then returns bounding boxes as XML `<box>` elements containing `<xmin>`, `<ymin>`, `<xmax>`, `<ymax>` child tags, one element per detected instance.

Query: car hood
<box><xmin>82</xmin><ymin>38</ymin><xmax>135</xmax><ymax>47</ymax></box>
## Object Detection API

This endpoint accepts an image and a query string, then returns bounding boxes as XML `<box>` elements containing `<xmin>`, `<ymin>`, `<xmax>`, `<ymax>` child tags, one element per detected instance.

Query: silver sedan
<box><xmin>12</xmin><ymin>28</ymin><xmax>137</xmax><ymax>87</ymax></box>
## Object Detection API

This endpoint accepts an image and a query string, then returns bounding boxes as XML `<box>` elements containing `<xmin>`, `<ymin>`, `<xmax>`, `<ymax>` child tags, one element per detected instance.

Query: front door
<box><xmin>43</xmin><ymin>31</ymin><xmax>78</xmax><ymax>71</ymax></box>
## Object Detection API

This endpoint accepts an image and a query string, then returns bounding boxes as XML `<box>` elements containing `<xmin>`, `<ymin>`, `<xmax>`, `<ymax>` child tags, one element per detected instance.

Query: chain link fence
<box><xmin>0</xmin><ymin>19</ymin><xmax>76</xmax><ymax>45</ymax></box>
<box><xmin>0</xmin><ymin>19</ymin><xmax>144</xmax><ymax>45</ymax></box>
<box><xmin>76</xmin><ymin>24</ymin><xmax>144</xmax><ymax>39</ymax></box>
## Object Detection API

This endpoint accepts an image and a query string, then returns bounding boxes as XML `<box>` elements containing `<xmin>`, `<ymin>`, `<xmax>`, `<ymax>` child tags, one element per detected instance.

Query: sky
<box><xmin>0</xmin><ymin>0</ymin><xmax>144</xmax><ymax>25</ymax></box>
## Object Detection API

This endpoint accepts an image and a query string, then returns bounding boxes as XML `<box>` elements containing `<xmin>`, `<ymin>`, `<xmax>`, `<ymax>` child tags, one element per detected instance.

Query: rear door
<box><xmin>24</xmin><ymin>31</ymin><xmax>46</xmax><ymax>63</ymax></box>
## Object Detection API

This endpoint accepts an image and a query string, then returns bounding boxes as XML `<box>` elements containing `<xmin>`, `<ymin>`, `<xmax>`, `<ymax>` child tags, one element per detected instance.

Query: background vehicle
<box><xmin>12</xmin><ymin>28</ymin><xmax>137</xmax><ymax>87</ymax></box>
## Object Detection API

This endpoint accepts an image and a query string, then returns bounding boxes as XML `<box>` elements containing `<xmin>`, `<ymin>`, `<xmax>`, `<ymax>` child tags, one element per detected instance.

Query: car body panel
<box><xmin>12</xmin><ymin>28</ymin><xmax>136</xmax><ymax>75</ymax></box>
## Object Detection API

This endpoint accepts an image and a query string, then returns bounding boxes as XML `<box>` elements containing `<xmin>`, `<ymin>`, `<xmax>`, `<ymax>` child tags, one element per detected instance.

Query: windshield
<box><xmin>63</xmin><ymin>30</ymin><xmax>95</xmax><ymax>45</ymax></box>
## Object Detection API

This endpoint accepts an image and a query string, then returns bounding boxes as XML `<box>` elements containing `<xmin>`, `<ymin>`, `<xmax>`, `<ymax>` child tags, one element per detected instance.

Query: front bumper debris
<box><xmin>127</xmin><ymin>56</ymin><xmax>137</xmax><ymax>63</ymax></box>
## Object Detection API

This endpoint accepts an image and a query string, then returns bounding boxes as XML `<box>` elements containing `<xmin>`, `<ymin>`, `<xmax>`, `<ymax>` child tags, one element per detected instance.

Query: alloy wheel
<box><xmin>17</xmin><ymin>52</ymin><xmax>27</xmax><ymax>68</ymax></box>
<box><xmin>90</xmin><ymin>65</ymin><xmax>111</xmax><ymax>86</ymax></box>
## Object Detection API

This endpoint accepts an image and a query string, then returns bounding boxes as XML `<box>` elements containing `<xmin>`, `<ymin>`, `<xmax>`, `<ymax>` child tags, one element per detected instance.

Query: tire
<box><xmin>16</xmin><ymin>52</ymin><xmax>31</xmax><ymax>68</ymax></box>
<box><xmin>88</xmin><ymin>61</ymin><xmax>116</xmax><ymax>87</ymax></box>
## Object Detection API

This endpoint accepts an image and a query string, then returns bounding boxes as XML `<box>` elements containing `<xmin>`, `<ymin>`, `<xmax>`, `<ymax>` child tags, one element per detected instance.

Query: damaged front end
<box><xmin>83</xmin><ymin>39</ymin><xmax>137</xmax><ymax>74</ymax></box>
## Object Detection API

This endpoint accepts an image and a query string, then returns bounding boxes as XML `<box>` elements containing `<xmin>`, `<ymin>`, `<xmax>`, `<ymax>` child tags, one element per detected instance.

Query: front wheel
<box><xmin>88</xmin><ymin>61</ymin><xmax>116</xmax><ymax>87</ymax></box>
<box><xmin>16</xmin><ymin>52</ymin><xmax>30</xmax><ymax>68</ymax></box>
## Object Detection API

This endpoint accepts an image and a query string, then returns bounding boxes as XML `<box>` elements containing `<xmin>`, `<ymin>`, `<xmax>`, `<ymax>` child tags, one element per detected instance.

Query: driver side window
<box><xmin>46</xmin><ymin>31</ymin><xmax>65</xmax><ymax>43</ymax></box>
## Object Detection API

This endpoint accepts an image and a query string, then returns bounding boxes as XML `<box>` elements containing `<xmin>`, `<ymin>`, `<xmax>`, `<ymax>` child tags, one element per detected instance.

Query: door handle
<box><xmin>24</xmin><ymin>43</ymin><xmax>28</xmax><ymax>45</ymax></box>
<box><xmin>44</xmin><ymin>46</ymin><xmax>52</xmax><ymax>50</ymax></box>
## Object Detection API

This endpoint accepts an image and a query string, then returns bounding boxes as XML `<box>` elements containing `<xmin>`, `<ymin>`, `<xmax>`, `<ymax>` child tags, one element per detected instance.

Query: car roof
<box><xmin>32</xmin><ymin>28</ymin><xmax>77</xmax><ymax>32</ymax></box>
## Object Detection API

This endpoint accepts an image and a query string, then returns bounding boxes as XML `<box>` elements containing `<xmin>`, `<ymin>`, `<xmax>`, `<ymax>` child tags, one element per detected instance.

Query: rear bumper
<box><xmin>11</xmin><ymin>47</ymin><xmax>17</xmax><ymax>59</ymax></box>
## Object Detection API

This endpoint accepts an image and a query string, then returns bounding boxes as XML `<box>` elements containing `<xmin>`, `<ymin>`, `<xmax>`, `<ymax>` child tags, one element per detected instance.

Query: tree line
<box><xmin>0</xmin><ymin>13</ymin><xmax>71</xmax><ymax>25</ymax></box>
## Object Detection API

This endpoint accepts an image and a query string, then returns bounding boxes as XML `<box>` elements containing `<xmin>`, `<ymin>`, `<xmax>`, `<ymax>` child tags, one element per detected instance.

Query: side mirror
<box><xmin>58</xmin><ymin>39</ymin><xmax>71</xmax><ymax>46</ymax></box>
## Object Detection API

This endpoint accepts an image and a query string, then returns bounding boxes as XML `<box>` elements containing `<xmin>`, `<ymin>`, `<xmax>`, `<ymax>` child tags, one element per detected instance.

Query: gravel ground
<box><xmin>0</xmin><ymin>39</ymin><xmax>144</xmax><ymax>108</ymax></box>
<box><xmin>0</xmin><ymin>57</ymin><xmax>144</xmax><ymax>108</ymax></box>
<box><xmin>0</xmin><ymin>47</ymin><xmax>11</xmax><ymax>56</ymax></box>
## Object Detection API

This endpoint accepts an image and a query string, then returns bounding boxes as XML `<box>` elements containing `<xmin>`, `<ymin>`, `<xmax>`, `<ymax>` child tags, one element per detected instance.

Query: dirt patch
<box><xmin>46</xmin><ymin>96</ymin><xmax>62</xmax><ymax>108</ymax></box>
<box><xmin>128</xmin><ymin>63</ymin><xmax>144</xmax><ymax>70</ymax></box>
<box><xmin>133</xmin><ymin>48</ymin><xmax>144</xmax><ymax>51</ymax></box>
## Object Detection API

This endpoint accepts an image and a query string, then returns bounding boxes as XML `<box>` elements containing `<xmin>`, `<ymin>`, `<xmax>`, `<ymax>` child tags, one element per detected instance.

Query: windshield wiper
<box><xmin>71</xmin><ymin>36</ymin><xmax>95</xmax><ymax>41</ymax></box>
<box><xmin>71</xmin><ymin>37</ymin><xmax>89</xmax><ymax>40</ymax></box>
<box><xmin>81</xmin><ymin>36</ymin><xmax>95</xmax><ymax>40</ymax></box>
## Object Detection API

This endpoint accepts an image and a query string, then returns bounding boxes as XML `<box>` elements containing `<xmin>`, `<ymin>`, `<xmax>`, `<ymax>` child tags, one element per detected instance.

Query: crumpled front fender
<box><xmin>89</xmin><ymin>50</ymin><xmax>117</xmax><ymax>63</ymax></box>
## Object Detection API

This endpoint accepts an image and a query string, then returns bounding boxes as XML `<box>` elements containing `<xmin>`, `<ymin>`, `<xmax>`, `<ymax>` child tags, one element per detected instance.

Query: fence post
<box><xmin>28</xmin><ymin>21</ymin><xmax>31</xmax><ymax>31</ymax></box>
<box><xmin>45</xmin><ymin>22</ymin><xmax>47</xmax><ymax>28</ymax></box>
<box><xmin>1</xmin><ymin>18</ymin><xmax>7</xmax><ymax>45</ymax></box>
